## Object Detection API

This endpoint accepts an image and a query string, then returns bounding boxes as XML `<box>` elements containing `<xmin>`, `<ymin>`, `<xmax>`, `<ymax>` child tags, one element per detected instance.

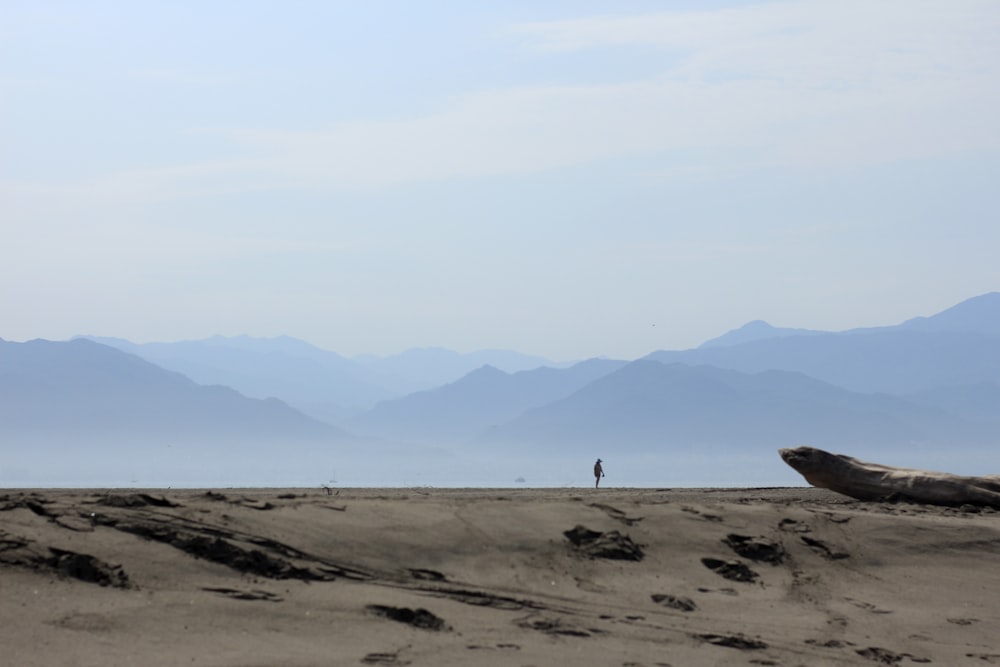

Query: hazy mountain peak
<box><xmin>0</xmin><ymin>338</ymin><xmax>346</xmax><ymax>441</ymax></box>
<box><xmin>699</xmin><ymin>320</ymin><xmax>823</xmax><ymax>349</ymax></box>
<box><xmin>898</xmin><ymin>291</ymin><xmax>1000</xmax><ymax>335</ymax></box>
<box><xmin>467</xmin><ymin>363</ymin><xmax>507</xmax><ymax>377</ymax></box>
<box><xmin>199</xmin><ymin>334</ymin><xmax>333</xmax><ymax>355</ymax></box>
<box><xmin>74</xmin><ymin>335</ymin><xmax>138</xmax><ymax>348</ymax></box>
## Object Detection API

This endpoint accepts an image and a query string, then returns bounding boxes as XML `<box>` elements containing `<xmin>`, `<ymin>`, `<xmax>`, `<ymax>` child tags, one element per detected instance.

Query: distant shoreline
<box><xmin>3</xmin><ymin>485</ymin><xmax>844</xmax><ymax>505</ymax></box>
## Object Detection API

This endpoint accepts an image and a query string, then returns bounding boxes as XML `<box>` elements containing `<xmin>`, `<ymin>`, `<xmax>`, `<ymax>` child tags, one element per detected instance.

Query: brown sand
<box><xmin>2</xmin><ymin>486</ymin><xmax>999</xmax><ymax>666</ymax></box>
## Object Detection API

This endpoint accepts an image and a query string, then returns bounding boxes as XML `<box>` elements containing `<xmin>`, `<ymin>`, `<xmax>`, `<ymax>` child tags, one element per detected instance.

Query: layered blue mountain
<box><xmin>3</xmin><ymin>292</ymin><xmax>997</xmax><ymax>486</ymax></box>
<box><xmin>698</xmin><ymin>321</ymin><xmax>826</xmax><ymax>348</ymax></box>
<box><xmin>351</xmin><ymin>347</ymin><xmax>560</xmax><ymax>395</ymax></box>
<box><xmin>81</xmin><ymin>336</ymin><xmax>560</xmax><ymax>420</ymax></box>
<box><xmin>478</xmin><ymin>360</ymin><xmax>990</xmax><ymax>453</ymax></box>
<box><xmin>346</xmin><ymin>358</ymin><xmax>627</xmax><ymax>444</ymax></box>
<box><xmin>646</xmin><ymin>293</ymin><xmax>1000</xmax><ymax>394</ymax></box>
<box><xmin>0</xmin><ymin>338</ymin><xmax>346</xmax><ymax>441</ymax></box>
<box><xmin>696</xmin><ymin>292</ymin><xmax>1000</xmax><ymax>350</ymax></box>
<box><xmin>79</xmin><ymin>335</ymin><xmax>393</xmax><ymax>421</ymax></box>
<box><xmin>893</xmin><ymin>292</ymin><xmax>1000</xmax><ymax>334</ymax></box>
<box><xmin>1</xmin><ymin>339</ymin><xmax>473</xmax><ymax>486</ymax></box>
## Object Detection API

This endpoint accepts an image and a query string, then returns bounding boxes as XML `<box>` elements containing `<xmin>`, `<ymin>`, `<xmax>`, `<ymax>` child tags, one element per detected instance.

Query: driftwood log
<box><xmin>779</xmin><ymin>446</ymin><xmax>1000</xmax><ymax>507</ymax></box>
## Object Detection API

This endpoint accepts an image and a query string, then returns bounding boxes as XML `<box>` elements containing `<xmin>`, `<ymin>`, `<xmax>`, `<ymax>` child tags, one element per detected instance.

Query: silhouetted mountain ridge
<box><xmin>649</xmin><ymin>329</ymin><xmax>1000</xmax><ymax>394</ymax></box>
<box><xmin>78</xmin><ymin>335</ymin><xmax>393</xmax><ymax>414</ymax></box>
<box><xmin>350</xmin><ymin>346</ymin><xmax>561</xmax><ymax>395</ymax></box>
<box><xmin>0</xmin><ymin>338</ymin><xmax>347</xmax><ymax>440</ymax></box>
<box><xmin>346</xmin><ymin>358</ymin><xmax>628</xmax><ymax>444</ymax></box>
<box><xmin>699</xmin><ymin>292</ymin><xmax>1000</xmax><ymax>348</ymax></box>
<box><xmin>479</xmin><ymin>360</ymin><xmax>988</xmax><ymax>452</ymax></box>
<box><xmin>79</xmin><ymin>336</ymin><xmax>561</xmax><ymax>419</ymax></box>
<box><xmin>4</xmin><ymin>292</ymin><xmax>997</xmax><ymax>488</ymax></box>
<box><xmin>698</xmin><ymin>320</ymin><xmax>826</xmax><ymax>348</ymax></box>
<box><xmin>895</xmin><ymin>292</ymin><xmax>1000</xmax><ymax>334</ymax></box>
<box><xmin>646</xmin><ymin>292</ymin><xmax>1000</xmax><ymax>395</ymax></box>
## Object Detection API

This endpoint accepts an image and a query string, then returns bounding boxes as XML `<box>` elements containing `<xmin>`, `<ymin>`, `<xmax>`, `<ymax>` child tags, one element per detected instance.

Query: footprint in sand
<box><xmin>701</xmin><ymin>557</ymin><xmax>759</xmax><ymax>583</ymax></box>
<box><xmin>367</xmin><ymin>605</ymin><xmax>449</xmax><ymax>631</ymax></box>
<box><xmin>696</xmin><ymin>633</ymin><xmax>768</xmax><ymax>650</ymax></box>
<box><xmin>564</xmin><ymin>525</ymin><xmax>644</xmax><ymax>561</ymax></box>
<box><xmin>845</xmin><ymin>598</ymin><xmax>892</xmax><ymax>614</ymax></box>
<box><xmin>947</xmin><ymin>617</ymin><xmax>979</xmax><ymax>625</ymax></box>
<box><xmin>723</xmin><ymin>534</ymin><xmax>785</xmax><ymax>565</ymax></box>
<box><xmin>801</xmin><ymin>536</ymin><xmax>850</xmax><ymax>560</ymax></box>
<box><xmin>466</xmin><ymin>643</ymin><xmax>520</xmax><ymax>651</ymax></box>
<box><xmin>361</xmin><ymin>651</ymin><xmax>410</xmax><ymax>665</ymax></box>
<box><xmin>588</xmin><ymin>503</ymin><xmax>644</xmax><ymax>526</ymax></box>
<box><xmin>778</xmin><ymin>517</ymin><xmax>812</xmax><ymax>533</ymax></box>
<box><xmin>681</xmin><ymin>506</ymin><xmax>723</xmax><ymax>522</ymax></box>
<box><xmin>856</xmin><ymin>646</ymin><xmax>929</xmax><ymax>664</ymax></box>
<box><xmin>806</xmin><ymin>638</ymin><xmax>853</xmax><ymax>649</ymax></box>
<box><xmin>430</xmin><ymin>589</ymin><xmax>539</xmax><ymax>611</ymax></box>
<box><xmin>651</xmin><ymin>593</ymin><xmax>697</xmax><ymax>612</ymax></box>
<box><xmin>518</xmin><ymin>617</ymin><xmax>591</xmax><ymax>637</ymax></box>
<box><xmin>201</xmin><ymin>587</ymin><xmax>283</xmax><ymax>602</ymax></box>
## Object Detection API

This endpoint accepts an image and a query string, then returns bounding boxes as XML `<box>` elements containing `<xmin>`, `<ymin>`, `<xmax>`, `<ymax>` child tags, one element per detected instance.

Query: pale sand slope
<box><xmin>2</xmin><ymin>487</ymin><xmax>999</xmax><ymax>666</ymax></box>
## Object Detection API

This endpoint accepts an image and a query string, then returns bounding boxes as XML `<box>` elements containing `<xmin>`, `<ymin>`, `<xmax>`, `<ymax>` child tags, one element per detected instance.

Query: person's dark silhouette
<box><xmin>594</xmin><ymin>458</ymin><xmax>605</xmax><ymax>488</ymax></box>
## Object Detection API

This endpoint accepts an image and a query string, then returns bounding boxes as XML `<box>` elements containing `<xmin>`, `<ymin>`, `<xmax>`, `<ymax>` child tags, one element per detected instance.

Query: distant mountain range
<box><xmin>345</xmin><ymin>358</ymin><xmax>628</xmax><ymax>444</ymax></box>
<box><xmin>478</xmin><ymin>361</ymin><xmax>991</xmax><ymax>453</ymax></box>
<box><xmin>338</xmin><ymin>293</ymin><xmax>999</xmax><ymax>450</ymax></box>
<box><xmin>697</xmin><ymin>292</ymin><xmax>1000</xmax><ymax>348</ymax></box>
<box><xmin>646</xmin><ymin>292</ymin><xmax>1000</xmax><ymax>394</ymax></box>
<box><xmin>2</xmin><ymin>292</ymin><xmax>998</xmax><ymax>485</ymax></box>
<box><xmin>0</xmin><ymin>338</ymin><xmax>346</xmax><ymax>442</ymax></box>
<box><xmin>0</xmin><ymin>338</ymin><xmax>382</xmax><ymax>486</ymax></box>
<box><xmin>78</xmin><ymin>335</ymin><xmax>559</xmax><ymax>420</ymax></box>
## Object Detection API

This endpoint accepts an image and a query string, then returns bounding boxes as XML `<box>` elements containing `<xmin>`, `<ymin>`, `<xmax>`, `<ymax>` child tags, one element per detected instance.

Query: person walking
<box><xmin>594</xmin><ymin>458</ymin><xmax>605</xmax><ymax>488</ymax></box>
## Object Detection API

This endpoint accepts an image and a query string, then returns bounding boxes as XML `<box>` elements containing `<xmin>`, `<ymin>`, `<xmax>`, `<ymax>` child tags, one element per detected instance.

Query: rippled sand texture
<box><xmin>3</xmin><ymin>486</ymin><xmax>999</xmax><ymax>666</ymax></box>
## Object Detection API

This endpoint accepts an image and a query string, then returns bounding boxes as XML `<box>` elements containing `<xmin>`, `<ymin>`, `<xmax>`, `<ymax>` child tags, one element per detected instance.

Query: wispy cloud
<box><xmin>513</xmin><ymin>0</ymin><xmax>997</xmax><ymax>83</ymax></box>
<box><xmin>5</xmin><ymin>1</ymin><xmax>998</xmax><ymax>202</ymax></box>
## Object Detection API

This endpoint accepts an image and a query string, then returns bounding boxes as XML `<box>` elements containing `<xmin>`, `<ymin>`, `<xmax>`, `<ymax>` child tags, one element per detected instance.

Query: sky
<box><xmin>2</xmin><ymin>0</ymin><xmax>999</xmax><ymax>361</ymax></box>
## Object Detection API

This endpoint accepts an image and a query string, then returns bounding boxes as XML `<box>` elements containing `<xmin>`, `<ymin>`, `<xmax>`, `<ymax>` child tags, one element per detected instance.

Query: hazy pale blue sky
<box><xmin>3</xmin><ymin>0</ymin><xmax>998</xmax><ymax>360</ymax></box>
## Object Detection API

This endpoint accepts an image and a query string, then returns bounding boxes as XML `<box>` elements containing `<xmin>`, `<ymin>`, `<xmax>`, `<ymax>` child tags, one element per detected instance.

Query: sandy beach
<box><xmin>2</xmin><ymin>485</ymin><xmax>999</xmax><ymax>666</ymax></box>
